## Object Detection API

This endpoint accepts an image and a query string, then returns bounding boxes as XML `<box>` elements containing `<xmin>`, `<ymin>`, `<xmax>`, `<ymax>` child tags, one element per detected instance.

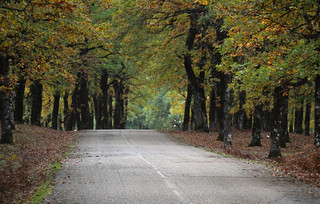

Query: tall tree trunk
<box><xmin>294</xmin><ymin>105</ymin><xmax>304</xmax><ymax>134</ymax></box>
<box><xmin>183</xmin><ymin>12</ymin><xmax>208</xmax><ymax>132</ymax></box>
<box><xmin>222</xmin><ymin>73</ymin><xmax>233</xmax><ymax>147</ymax></box>
<box><xmin>182</xmin><ymin>84</ymin><xmax>193</xmax><ymax>131</ymax></box>
<box><xmin>119</xmin><ymin>86</ymin><xmax>125</xmax><ymax>129</ymax></box>
<box><xmin>314</xmin><ymin>74</ymin><xmax>320</xmax><ymax>147</ymax></box>
<box><xmin>121</xmin><ymin>88</ymin><xmax>129</xmax><ymax>129</ymax></box>
<box><xmin>268</xmin><ymin>86</ymin><xmax>283</xmax><ymax>158</ymax></box>
<box><xmin>305</xmin><ymin>102</ymin><xmax>311</xmax><ymax>136</ymax></box>
<box><xmin>209</xmin><ymin>87</ymin><xmax>216</xmax><ymax>131</ymax></box>
<box><xmin>70</xmin><ymin>86</ymin><xmax>79</xmax><ymax>130</ymax></box>
<box><xmin>190</xmin><ymin>104</ymin><xmax>195</xmax><ymax>131</ymax></box>
<box><xmin>183</xmin><ymin>54</ymin><xmax>208</xmax><ymax>132</ymax></box>
<box><xmin>280</xmin><ymin>93</ymin><xmax>289</xmax><ymax>147</ymax></box>
<box><xmin>249</xmin><ymin>105</ymin><xmax>262</xmax><ymax>147</ymax></box>
<box><xmin>0</xmin><ymin>55</ymin><xmax>14</xmax><ymax>144</ymax></box>
<box><xmin>100</xmin><ymin>69</ymin><xmax>109</xmax><ymax>129</ymax></box>
<box><xmin>51</xmin><ymin>92</ymin><xmax>60</xmax><ymax>130</ymax></box>
<box><xmin>63</xmin><ymin>91</ymin><xmax>72</xmax><ymax>131</ymax></box>
<box><xmin>262</xmin><ymin>110</ymin><xmax>272</xmax><ymax>131</ymax></box>
<box><xmin>289</xmin><ymin>108</ymin><xmax>294</xmax><ymax>133</ymax></box>
<box><xmin>113</xmin><ymin>81</ymin><xmax>123</xmax><ymax>129</ymax></box>
<box><xmin>1</xmin><ymin>94</ymin><xmax>14</xmax><ymax>144</ymax></box>
<box><xmin>214</xmin><ymin>82</ymin><xmax>222</xmax><ymax>132</ymax></box>
<box><xmin>244</xmin><ymin>115</ymin><xmax>252</xmax><ymax>130</ymax></box>
<box><xmin>89</xmin><ymin>106</ymin><xmax>94</xmax><ymax>130</ymax></box>
<box><xmin>217</xmin><ymin>73</ymin><xmax>233</xmax><ymax>145</ymax></box>
<box><xmin>30</xmin><ymin>80</ymin><xmax>43</xmax><ymax>126</ymax></box>
<box><xmin>217</xmin><ymin>73</ymin><xmax>226</xmax><ymax>141</ymax></box>
<box><xmin>93</xmin><ymin>95</ymin><xmax>102</xmax><ymax>129</ymax></box>
<box><xmin>108</xmin><ymin>94</ymin><xmax>113</xmax><ymax>128</ymax></box>
<box><xmin>235</xmin><ymin>91</ymin><xmax>246</xmax><ymax>130</ymax></box>
<box><xmin>14</xmin><ymin>69</ymin><xmax>26</xmax><ymax>124</ymax></box>
<box><xmin>79</xmin><ymin>72</ymin><xmax>90</xmax><ymax>129</ymax></box>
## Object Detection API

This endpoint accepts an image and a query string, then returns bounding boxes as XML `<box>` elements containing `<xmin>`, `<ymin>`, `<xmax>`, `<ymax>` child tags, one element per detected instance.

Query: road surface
<box><xmin>45</xmin><ymin>130</ymin><xmax>320</xmax><ymax>203</ymax></box>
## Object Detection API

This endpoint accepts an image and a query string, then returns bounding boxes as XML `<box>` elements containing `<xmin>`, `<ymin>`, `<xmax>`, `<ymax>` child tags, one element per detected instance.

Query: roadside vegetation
<box><xmin>169</xmin><ymin>130</ymin><xmax>320</xmax><ymax>188</ymax></box>
<box><xmin>0</xmin><ymin>124</ymin><xmax>75</xmax><ymax>203</ymax></box>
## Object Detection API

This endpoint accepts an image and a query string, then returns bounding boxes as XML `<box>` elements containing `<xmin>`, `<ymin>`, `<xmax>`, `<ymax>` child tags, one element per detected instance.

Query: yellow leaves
<box><xmin>195</xmin><ymin>0</ymin><xmax>209</xmax><ymax>5</ymax></box>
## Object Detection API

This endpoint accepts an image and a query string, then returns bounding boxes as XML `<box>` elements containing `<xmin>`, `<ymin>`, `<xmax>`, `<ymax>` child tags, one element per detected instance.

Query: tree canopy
<box><xmin>1</xmin><ymin>0</ymin><xmax>319</xmax><ymax>157</ymax></box>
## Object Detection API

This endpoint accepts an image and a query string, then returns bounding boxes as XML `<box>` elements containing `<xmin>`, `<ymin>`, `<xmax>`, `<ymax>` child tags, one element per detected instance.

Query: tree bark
<box><xmin>222</xmin><ymin>73</ymin><xmax>233</xmax><ymax>147</ymax></box>
<box><xmin>280</xmin><ymin>93</ymin><xmax>289</xmax><ymax>148</ymax></box>
<box><xmin>217</xmin><ymin>73</ymin><xmax>233</xmax><ymax>145</ymax></box>
<box><xmin>119</xmin><ymin>86</ymin><xmax>125</xmax><ymax>129</ymax></box>
<box><xmin>51</xmin><ymin>92</ymin><xmax>60</xmax><ymax>130</ymax></box>
<box><xmin>70</xmin><ymin>86</ymin><xmax>79</xmax><ymax>130</ymax></box>
<box><xmin>0</xmin><ymin>55</ymin><xmax>14</xmax><ymax>144</ymax></box>
<box><xmin>14</xmin><ymin>68</ymin><xmax>26</xmax><ymax>124</ymax></box>
<box><xmin>244</xmin><ymin>115</ymin><xmax>252</xmax><ymax>130</ymax></box>
<box><xmin>217</xmin><ymin>73</ymin><xmax>226</xmax><ymax>141</ymax></box>
<box><xmin>93</xmin><ymin>94</ymin><xmax>102</xmax><ymax>129</ymax></box>
<box><xmin>63</xmin><ymin>91</ymin><xmax>72</xmax><ymax>131</ymax></box>
<box><xmin>1</xmin><ymin>95</ymin><xmax>14</xmax><ymax>144</ymax></box>
<box><xmin>122</xmin><ymin>88</ymin><xmax>129</xmax><ymax>129</ymax></box>
<box><xmin>209</xmin><ymin>87</ymin><xmax>216</xmax><ymax>131</ymax></box>
<box><xmin>182</xmin><ymin>84</ymin><xmax>192</xmax><ymax>131</ymax></box>
<box><xmin>79</xmin><ymin>72</ymin><xmax>90</xmax><ymax>129</ymax></box>
<box><xmin>235</xmin><ymin>91</ymin><xmax>246</xmax><ymax>130</ymax></box>
<box><xmin>183</xmin><ymin>54</ymin><xmax>208</xmax><ymax>132</ymax></box>
<box><xmin>249</xmin><ymin>105</ymin><xmax>262</xmax><ymax>147</ymax></box>
<box><xmin>190</xmin><ymin>104</ymin><xmax>195</xmax><ymax>131</ymax></box>
<box><xmin>108</xmin><ymin>94</ymin><xmax>113</xmax><ymax>128</ymax></box>
<box><xmin>314</xmin><ymin>74</ymin><xmax>320</xmax><ymax>147</ymax></box>
<box><xmin>305</xmin><ymin>102</ymin><xmax>311</xmax><ymax>136</ymax></box>
<box><xmin>100</xmin><ymin>69</ymin><xmax>109</xmax><ymax>129</ymax></box>
<box><xmin>262</xmin><ymin>110</ymin><xmax>272</xmax><ymax>131</ymax></box>
<box><xmin>113</xmin><ymin>80</ymin><xmax>124</xmax><ymax>129</ymax></box>
<box><xmin>268</xmin><ymin>86</ymin><xmax>283</xmax><ymax>158</ymax></box>
<box><xmin>289</xmin><ymin>108</ymin><xmax>294</xmax><ymax>133</ymax></box>
<box><xmin>183</xmin><ymin>12</ymin><xmax>208</xmax><ymax>132</ymax></box>
<box><xmin>294</xmin><ymin>105</ymin><xmax>304</xmax><ymax>134</ymax></box>
<box><xmin>30</xmin><ymin>80</ymin><xmax>43</xmax><ymax>126</ymax></box>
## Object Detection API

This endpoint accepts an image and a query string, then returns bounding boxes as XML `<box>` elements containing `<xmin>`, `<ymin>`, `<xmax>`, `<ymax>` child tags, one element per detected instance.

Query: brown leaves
<box><xmin>0</xmin><ymin>124</ymin><xmax>75</xmax><ymax>203</ymax></box>
<box><xmin>169</xmin><ymin>129</ymin><xmax>320</xmax><ymax>188</ymax></box>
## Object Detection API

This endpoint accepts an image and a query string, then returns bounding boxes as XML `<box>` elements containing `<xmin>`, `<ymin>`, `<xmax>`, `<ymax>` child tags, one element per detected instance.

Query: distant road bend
<box><xmin>45</xmin><ymin>130</ymin><xmax>320</xmax><ymax>204</ymax></box>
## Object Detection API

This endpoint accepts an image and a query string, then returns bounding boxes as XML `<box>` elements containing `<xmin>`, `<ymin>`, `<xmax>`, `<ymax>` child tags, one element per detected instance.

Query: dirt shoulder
<box><xmin>0</xmin><ymin>124</ymin><xmax>76</xmax><ymax>203</ymax></box>
<box><xmin>168</xmin><ymin>129</ymin><xmax>320</xmax><ymax>188</ymax></box>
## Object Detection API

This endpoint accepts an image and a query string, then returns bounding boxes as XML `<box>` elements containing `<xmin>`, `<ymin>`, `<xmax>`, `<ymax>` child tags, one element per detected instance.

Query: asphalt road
<box><xmin>45</xmin><ymin>130</ymin><xmax>320</xmax><ymax>204</ymax></box>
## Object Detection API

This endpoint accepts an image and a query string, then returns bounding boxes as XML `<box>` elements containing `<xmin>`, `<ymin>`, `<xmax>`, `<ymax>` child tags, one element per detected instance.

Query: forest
<box><xmin>0</xmin><ymin>0</ymin><xmax>320</xmax><ymax>159</ymax></box>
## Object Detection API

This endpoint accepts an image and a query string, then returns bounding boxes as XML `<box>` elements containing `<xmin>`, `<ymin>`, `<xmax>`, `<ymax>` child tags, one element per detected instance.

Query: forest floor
<box><xmin>0</xmin><ymin>124</ymin><xmax>76</xmax><ymax>204</ymax></box>
<box><xmin>168</xmin><ymin>130</ymin><xmax>320</xmax><ymax>189</ymax></box>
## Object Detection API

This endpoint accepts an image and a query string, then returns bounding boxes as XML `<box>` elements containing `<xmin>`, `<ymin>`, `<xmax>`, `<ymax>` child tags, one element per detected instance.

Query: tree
<box><xmin>51</xmin><ymin>92</ymin><xmax>60</xmax><ymax>130</ymax></box>
<box><xmin>218</xmin><ymin>0</ymin><xmax>320</xmax><ymax>155</ymax></box>
<box><xmin>249</xmin><ymin>104</ymin><xmax>262</xmax><ymax>147</ymax></box>
<box><xmin>30</xmin><ymin>79</ymin><xmax>43</xmax><ymax>126</ymax></box>
<box><xmin>0</xmin><ymin>55</ymin><xmax>14</xmax><ymax>144</ymax></box>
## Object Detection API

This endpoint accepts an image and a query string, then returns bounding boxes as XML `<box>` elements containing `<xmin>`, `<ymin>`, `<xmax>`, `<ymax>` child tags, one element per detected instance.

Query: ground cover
<box><xmin>0</xmin><ymin>124</ymin><xmax>75</xmax><ymax>203</ymax></box>
<box><xmin>168</xmin><ymin>130</ymin><xmax>320</xmax><ymax>188</ymax></box>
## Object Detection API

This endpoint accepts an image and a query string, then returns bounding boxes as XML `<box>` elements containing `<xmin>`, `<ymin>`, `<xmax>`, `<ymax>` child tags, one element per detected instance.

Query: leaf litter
<box><xmin>168</xmin><ymin>129</ymin><xmax>320</xmax><ymax>188</ymax></box>
<box><xmin>0</xmin><ymin>124</ymin><xmax>75</xmax><ymax>203</ymax></box>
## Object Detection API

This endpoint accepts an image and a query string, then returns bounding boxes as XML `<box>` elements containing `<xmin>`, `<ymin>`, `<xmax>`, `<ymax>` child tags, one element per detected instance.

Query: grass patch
<box><xmin>31</xmin><ymin>180</ymin><xmax>52</xmax><ymax>204</ymax></box>
<box><xmin>32</xmin><ymin>161</ymin><xmax>63</xmax><ymax>203</ymax></box>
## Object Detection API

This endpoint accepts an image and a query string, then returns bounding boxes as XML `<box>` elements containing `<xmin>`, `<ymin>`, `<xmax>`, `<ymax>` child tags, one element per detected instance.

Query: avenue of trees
<box><xmin>1</xmin><ymin>0</ymin><xmax>319</xmax><ymax>158</ymax></box>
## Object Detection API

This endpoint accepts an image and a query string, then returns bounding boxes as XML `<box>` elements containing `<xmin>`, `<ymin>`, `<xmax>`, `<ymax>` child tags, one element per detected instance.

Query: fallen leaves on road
<box><xmin>0</xmin><ymin>124</ymin><xmax>75</xmax><ymax>203</ymax></box>
<box><xmin>168</xmin><ymin>130</ymin><xmax>320</xmax><ymax>188</ymax></box>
